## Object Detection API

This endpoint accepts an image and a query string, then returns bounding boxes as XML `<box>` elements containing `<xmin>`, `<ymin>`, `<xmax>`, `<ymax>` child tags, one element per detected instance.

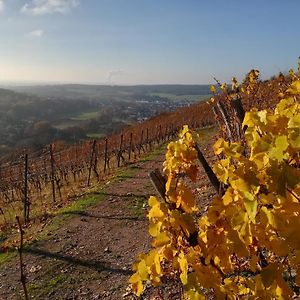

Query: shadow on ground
<box><xmin>24</xmin><ymin>247</ymin><xmax>133</xmax><ymax>275</ymax></box>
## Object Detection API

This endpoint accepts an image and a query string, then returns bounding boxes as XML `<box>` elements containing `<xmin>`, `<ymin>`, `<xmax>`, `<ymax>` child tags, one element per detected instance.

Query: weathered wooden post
<box><xmin>104</xmin><ymin>138</ymin><xmax>108</xmax><ymax>173</ymax></box>
<box><xmin>129</xmin><ymin>132</ymin><xmax>133</xmax><ymax>160</ymax></box>
<box><xmin>117</xmin><ymin>135</ymin><xmax>123</xmax><ymax>167</ymax></box>
<box><xmin>23</xmin><ymin>154</ymin><xmax>29</xmax><ymax>223</ymax></box>
<box><xmin>146</xmin><ymin>128</ymin><xmax>149</xmax><ymax>150</ymax></box>
<box><xmin>87</xmin><ymin>140</ymin><xmax>96</xmax><ymax>186</ymax></box>
<box><xmin>139</xmin><ymin>130</ymin><xmax>144</xmax><ymax>156</ymax></box>
<box><xmin>49</xmin><ymin>144</ymin><xmax>56</xmax><ymax>203</ymax></box>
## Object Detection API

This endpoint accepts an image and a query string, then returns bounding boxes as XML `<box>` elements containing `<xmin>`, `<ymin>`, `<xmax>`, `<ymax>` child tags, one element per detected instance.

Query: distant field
<box><xmin>70</xmin><ymin>111</ymin><xmax>100</xmax><ymax>121</ymax></box>
<box><xmin>53</xmin><ymin>110</ymin><xmax>100</xmax><ymax>129</ymax></box>
<box><xmin>52</xmin><ymin>94</ymin><xmax>208</xmax><ymax>131</ymax></box>
<box><xmin>149</xmin><ymin>93</ymin><xmax>210</xmax><ymax>102</ymax></box>
<box><xmin>53</xmin><ymin>119</ymin><xmax>83</xmax><ymax>129</ymax></box>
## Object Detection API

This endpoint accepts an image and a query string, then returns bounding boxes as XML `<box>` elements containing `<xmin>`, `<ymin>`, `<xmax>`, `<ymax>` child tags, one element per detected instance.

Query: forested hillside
<box><xmin>0</xmin><ymin>85</ymin><xmax>210</xmax><ymax>159</ymax></box>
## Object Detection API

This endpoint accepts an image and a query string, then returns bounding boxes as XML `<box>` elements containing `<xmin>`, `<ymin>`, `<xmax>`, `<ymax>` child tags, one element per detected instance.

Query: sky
<box><xmin>0</xmin><ymin>0</ymin><xmax>300</xmax><ymax>85</ymax></box>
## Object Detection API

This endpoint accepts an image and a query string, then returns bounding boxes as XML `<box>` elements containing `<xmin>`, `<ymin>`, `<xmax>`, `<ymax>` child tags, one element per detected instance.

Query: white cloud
<box><xmin>0</xmin><ymin>0</ymin><xmax>4</xmax><ymax>12</ymax></box>
<box><xmin>26</xmin><ymin>29</ymin><xmax>44</xmax><ymax>38</ymax></box>
<box><xmin>21</xmin><ymin>0</ymin><xmax>79</xmax><ymax>15</ymax></box>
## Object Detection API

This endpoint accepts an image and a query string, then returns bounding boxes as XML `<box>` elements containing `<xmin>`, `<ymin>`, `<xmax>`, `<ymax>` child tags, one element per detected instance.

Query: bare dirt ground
<box><xmin>0</xmin><ymin>129</ymin><xmax>216</xmax><ymax>300</ymax></box>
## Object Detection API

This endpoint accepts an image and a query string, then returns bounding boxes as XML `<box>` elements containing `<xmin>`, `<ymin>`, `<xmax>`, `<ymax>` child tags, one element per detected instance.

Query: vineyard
<box><xmin>130</xmin><ymin>63</ymin><xmax>300</xmax><ymax>299</ymax></box>
<box><xmin>0</xmin><ymin>96</ymin><xmax>214</xmax><ymax>233</ymax></box>
<box><xmin>0</xmin><ymin>69</ymin><xmax>292</xmax><ymax>232</ymax></box>
<box><xmin>0</xmin><ymin>61</ymin><xmax>299</xmax><ymax>299</ymax></box>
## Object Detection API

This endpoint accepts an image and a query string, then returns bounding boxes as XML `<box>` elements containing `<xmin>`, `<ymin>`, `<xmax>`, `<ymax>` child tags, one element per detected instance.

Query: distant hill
<box><xmin>10</xmin><ymin>84</ymin><xmax>211</xmax><ymax>99</ymax></box>
<box><xmin>0</xmin><ymin>84</ymin><xmax>211</xmax><ymax>159</ymax></box>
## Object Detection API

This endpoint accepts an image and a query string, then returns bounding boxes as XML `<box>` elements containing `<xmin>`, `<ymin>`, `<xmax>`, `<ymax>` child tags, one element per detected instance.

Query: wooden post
<box><xmin>93</xmin><ymin>144</ymin><xmax>99</xmax><ymax>181</ymax></box>
<box><xmin>146</xmin><ymin>128</ymin><xmax>149</xmax><ymax>150</ymax></box>
<box><xmin>139</xmin><ymin>130</ymin><xmax>144</xmax><ymax>155</ymax></box>
<box><xmin>149</xmin><ymin>169</ymin><xmax>166</xmax><ymax>201</ymax></box>
<box><xmin>49</xmin><ymin>144</ymin><xmax>56</xmax><ymax>203</ymax></box>
<box><xmin>104</xmin><ymin>138</ymin><xmax>108</xmax><ymax>173</ymax></box>
<box><xmin>170</xmin><ymin>123</ymin><xmax>174</xmax><ymax>139</ymax></box>
<box><xmin>129</xmin><ymin>132</ymin><xmax>133</xmax><ymax>160</ymax></box>
<box><xmin>164</xmin><ymin>125</ymin><xmax>168</xmax><ymax>141</ymax></box>
<box><xmin>117</xmin><ymin>135</ymin><xmax>123</xmax><ymax>167</ymax></box>
<box><xmin>158</xmin><ymin>125</ymin><xmax>162</xmax><ymax>144</ymax></box>
<box><xmin>195</xmin><ymin>144</ymin><xmax>223</xmax><ymax>195</ymax></box>
<box><xmin>87</xmin><ymin>140</ymin><xmax>96</xmax><ymax>186</ymax></box>
<box><xmin>16</xmin><ymin>216</ymin><xmax>29</xmax><ymax>300</ymax></box>
<box><xmin>55</xmin><ymin>177</ymin><xmax>62</xmax><ymax>201</ymax></box>
<box><xmin>147</xmin><ymin>128</ymin><xmax>152</xmax><ymax>150</ymax></box>
<box><xmin>23</xmin><ymin>154</ymin><xmax>29</xmax><ymax>223</ymax></box>
<box><xmin>232</xmin><ymin>97</ymin><xmax>245</xmax><ymax>141</ymax></box>
<box><xmin>232</xmin><ymin>97</ymin><xmax>245</xmax><ymax>123</ymax></box>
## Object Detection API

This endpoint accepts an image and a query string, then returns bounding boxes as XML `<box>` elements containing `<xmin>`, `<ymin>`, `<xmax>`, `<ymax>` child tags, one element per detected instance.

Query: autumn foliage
<box><xmin>130</xmin><ymin>64</ymin><xmax>300</xmax><ymax>299</ymax></box>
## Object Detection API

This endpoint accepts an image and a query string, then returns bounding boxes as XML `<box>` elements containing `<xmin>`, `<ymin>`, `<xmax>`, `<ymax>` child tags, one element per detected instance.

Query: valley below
<box><xmin>0</xmin><ymin>84</ymin><xmax>210</xmax><ymax>161</ymax></box>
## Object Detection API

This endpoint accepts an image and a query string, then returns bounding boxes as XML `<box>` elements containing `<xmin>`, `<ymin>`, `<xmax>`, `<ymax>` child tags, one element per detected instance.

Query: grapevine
<box><xmin>130</xmin><ymin>65</ymin><xmax>300</xmax><ymax>299</ymax></box>
<box><xmin>0</xmin><ymin>100</ymin><xmax>213</xmax><ymax>232</ymax></box>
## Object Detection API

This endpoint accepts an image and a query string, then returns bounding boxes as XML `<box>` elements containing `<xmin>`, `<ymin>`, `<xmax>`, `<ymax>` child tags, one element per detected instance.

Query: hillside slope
<box><xmin>0</xmin><ymin>127</ymin><xmax>215</xmax><ymax>299</ymax></box>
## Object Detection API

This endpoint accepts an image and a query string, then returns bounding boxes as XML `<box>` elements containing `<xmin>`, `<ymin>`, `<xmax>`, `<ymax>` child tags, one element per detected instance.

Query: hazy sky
<box><xmin>0</xmin><ymin>0</ymin><xmax>300</xmax><ymax>85</ymax></box>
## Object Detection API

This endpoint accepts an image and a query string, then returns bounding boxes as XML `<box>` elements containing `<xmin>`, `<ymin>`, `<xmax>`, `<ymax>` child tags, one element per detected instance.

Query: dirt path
<box><xmin>0</xmin><ymin>150</ymin><xmax>166</xmax><ymax>300</ymax></box>
<box><xmin>0</xmin><ymin>128</ymin><xmax>216</xmax><ymax>300</ymax></box>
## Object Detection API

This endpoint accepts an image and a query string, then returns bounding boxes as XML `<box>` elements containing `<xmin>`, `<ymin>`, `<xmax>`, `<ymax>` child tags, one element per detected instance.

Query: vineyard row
<box><xmin>0</xmin><ymin>72</ymin><xmax>287</xmax><ymax>229</ymax></box>
<box><xmin>0</xmin><ymin>101</ymin><xmax>213</xmax><ymax>227</ymax></box>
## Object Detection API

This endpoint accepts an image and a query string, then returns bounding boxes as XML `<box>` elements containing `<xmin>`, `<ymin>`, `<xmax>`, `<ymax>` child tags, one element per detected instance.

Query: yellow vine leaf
<box><xmin>268</xmin><ymin>135</ymin><xmax>289</xmax><ymax>161</ymax></box>
<box><xmin>210</xmin><ymin>85</ymin><xmax>216</xmax><ymax>94</ymax></box>
<box><xmin>152</xmin><ymin>232</ymin><xmax>170</xmax><ymax>247</ymax></box>
<box><xmin>149</xmin><ymin>220</ymin><xmax>162</xmax><ymax>237</ymax></box>
<box><xmin>287</xmin><ymin>80</ymin><xmax>300</xmax><ymax>95</ymax></box>
<box><xmin>129</xmin><ymin>273</ymin><xmax>144</xmax><ymax>296</ymax></box>
<box><xmin>148</xmin><ymin>205</ymin><xmax>164</xmax><ymax>219</ymax></box>
<box><xmin>130</xmin><ymin>66</ymin><xmax>300</xmax><ymax>299</ymax></box>
<box><xmin>148</xmin><ymin>195</ymin><xmax>160</xmax><ymax>207</ymax></box>
<box><xmin>179</xmin><ymin>252</ymin><xmax>188</xmax><ymax>285</ymax></box>
<box><xmin>137</xmin><ymin>260</ymin><xmax>148</xmax><ymax>280</ymax></box>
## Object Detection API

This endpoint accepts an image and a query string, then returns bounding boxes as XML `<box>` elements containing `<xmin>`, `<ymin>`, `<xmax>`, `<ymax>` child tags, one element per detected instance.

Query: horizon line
<box><xmin>0</xmin><ymin>80</ymin><xmax>214</xmax><ymax>87</ymax></box>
